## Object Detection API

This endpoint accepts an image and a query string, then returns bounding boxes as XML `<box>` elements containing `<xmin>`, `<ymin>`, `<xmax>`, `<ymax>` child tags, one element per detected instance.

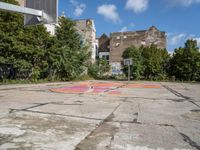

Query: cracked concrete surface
<box><xmin>0</xmin><ymin>81</ymin><xmax>200</xmax><ymax>150</ymax></box>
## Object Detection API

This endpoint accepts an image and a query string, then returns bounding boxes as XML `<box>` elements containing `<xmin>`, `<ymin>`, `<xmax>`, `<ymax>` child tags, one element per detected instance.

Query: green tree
<box><xmin>88</xmin><ymin>59</ymin><xmax>110</xmax><ymax>79</ymax></box>
<box><xmin>0</xmin><ymin>0</ymin><xmax>24</xmax><ymax>63</ymax></box>
<box><xmin>47</xmin><ymin>17</ymin><xmax>90</xmax><ymax>80</ymax></box>
<box><xmin>0</xmin><ymin>0</ymin><xmax>51</xmax><ymax>80</ymax></box>
<box><xmin>170</xmin><ymin>39</ymin><xmax>200</xmax><ymax>81</ymax></box>
<box><xmin>141</xmin><ymin>45</ymin><xmax>169</xmax><ymax>80</ymax></box>
<box><xmin>122</xmin><ymin>46</ymin><xmax>143</xmax><ymax>80</ymax></box>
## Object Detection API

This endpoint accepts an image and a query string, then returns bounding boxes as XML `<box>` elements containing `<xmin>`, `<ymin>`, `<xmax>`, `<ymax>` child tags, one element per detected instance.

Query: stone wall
<box><xmin>109</xmin><ymin>26</ymin><xmax>166</xmax><ymax>63</ymax></box>
<box><xmin>98</xmin><ymin>34</ymin><xmax>110</xmax><ymax>53</ymax></box>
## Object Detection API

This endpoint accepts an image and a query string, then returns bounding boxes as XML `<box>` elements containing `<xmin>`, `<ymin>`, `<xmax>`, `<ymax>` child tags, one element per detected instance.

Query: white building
<box><xmin>75</xmin><ymin>19</ymin><xmax>97</xmax><ymax>63</ymax></box>
<box><xmin>44</xmin><ymin>24</ymin><xmax>56</xmax><ymax>35</ymax></box>
<box><xmin>16</xmin><ymin>0</ymin><xmax>24</xmax><ymax>6</ymax></box>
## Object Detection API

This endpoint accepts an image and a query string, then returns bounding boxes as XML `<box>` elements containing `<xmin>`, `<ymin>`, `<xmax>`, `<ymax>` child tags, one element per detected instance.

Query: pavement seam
<box><xmin>162</xmin><ymin>85</ymin><xmax>190</xmax><ymax>99</ymax></box>
<box><xmin>9</xmin><ymin>109</ymin><xmax>104</xmax><ymax>121</ymax></box>
<box><xmin>74</xmin><ymin>103</ymin><xmax>122</xmax><ymax>150</ymax></box>
<box><xmin>9</xmin><ymin>103</ymin><xmax>49</xmax><ymax>113</ymax></box>
<box><xmin>178</xmin><ymin>132</ymin><xmax>200</xmax><ymax>150</ymax></box>
<box><xmin>103</xmin><ymin>83</ymin><xmax>127</xmax><ymax>94</ymax></box>
<box><xmin>173</xmin><ymin>127</ymin><xmax>200</xmax><ymax>150</ymax></box>
<box><xmin>162</xmin><ymin>84</ymin><xmax>200</xmax><ymax>108</ymax></box>
<box><xmin>9</xmin><ymin>102</ymin><xmax>84</xmax><ymax>114</ymax></box>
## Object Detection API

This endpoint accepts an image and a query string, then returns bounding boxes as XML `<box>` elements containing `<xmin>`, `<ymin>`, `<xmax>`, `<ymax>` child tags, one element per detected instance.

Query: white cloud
<box><xmin>70</xmin><ymin>0</ymin><xmax>86</xmax><ymax>17</ymax></box>
<box><xmin>169</xmin><ymin>33</ymin><xmax>187</xmax><ymax>45</ymax></box>
<box><xmin>120</xmin><ymin>26</ymin><xmax>128</xmax><ymax>32</ymax></box>
<box><xmin>169</xmin><ymin>0</ymin><xmax>200</xmax><ymax>6</ymax></box>
<box><xmin>97</xmin><ymin>4</ymin><xmax>121</xmax><ymax>23</ymax></box>
<box><xmin>125</xmin><ymin>0</ymin><xmax>149</xmax><ymax>13</ymax></box>
<box><xmin>168</xmin><ymin>33</ymin><xmax>200</xmax><ymax>48</ymax></box>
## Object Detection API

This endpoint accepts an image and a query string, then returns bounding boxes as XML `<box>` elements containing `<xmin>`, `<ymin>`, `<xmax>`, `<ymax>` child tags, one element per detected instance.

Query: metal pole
<box><xmin>128</xmin><ymin>65</ymin><xmax>130</xmax><ymax>82</ymax></box>
<box><xmin>0</xmin><ymin>2</ymin><xmax>43</xmax><ymax>17</ymax></box>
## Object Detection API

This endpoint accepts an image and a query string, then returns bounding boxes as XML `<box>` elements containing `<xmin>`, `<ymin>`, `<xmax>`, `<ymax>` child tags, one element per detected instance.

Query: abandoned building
<box><xmin>98</xmin><ymin>26</ymin><xmax>167</xmax><ymax>74</ymax></box>
<box><xmin>98</xmin><ymin>34</ymin><xmax>110</xmax><ymax>61</ymax></box>
<box><xmin>75</xmin><ymin>19</ymin><xmax>97</xmax><ymax>62</ymax></box>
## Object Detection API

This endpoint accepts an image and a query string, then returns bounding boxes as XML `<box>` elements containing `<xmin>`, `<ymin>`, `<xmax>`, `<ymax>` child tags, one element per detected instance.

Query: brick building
<box><xmin>109</xmin><ymin>26</ymin><xmax>166</xmax><ymax>63</ymax></box>
<box><xmin>98</xmin><ymin>26</ymin><xmax>166</xmax><ymax>74</ymax></box>
<box><xmin>98</xmin><ymin>34</ymin><xmax>110</xmax><ymax>61</ymax></box>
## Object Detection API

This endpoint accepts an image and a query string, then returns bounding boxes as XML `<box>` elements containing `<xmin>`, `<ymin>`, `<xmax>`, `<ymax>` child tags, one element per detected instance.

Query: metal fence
<box><xmin>0</xmin><ymin>64</ymin><xmax>31</xmax><ymax>80</ymax></box>
<box><xmin>0</xmin><ymin>64</ymin><xmax>15</xmax><ymax>80</ymax></box>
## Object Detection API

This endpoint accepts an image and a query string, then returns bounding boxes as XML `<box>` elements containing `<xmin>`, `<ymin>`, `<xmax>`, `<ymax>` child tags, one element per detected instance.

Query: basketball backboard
<box><xmin>124</xmin><ymin>59</ymin><xmax>133</xmax><ymax>66</ymax></box>
<box><xmin>24</xmin><ymin>0</ymin><xmax>58</xmax><ymax>26</ymax></box>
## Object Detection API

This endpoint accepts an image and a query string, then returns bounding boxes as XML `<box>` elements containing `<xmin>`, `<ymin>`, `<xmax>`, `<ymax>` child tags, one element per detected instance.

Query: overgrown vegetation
<box><xmin>88</xmin><ymin>59</ymin><xmax>110</xmax><ymax>79</ymax></box>
<box><xmin>122</xmin><ymin>40</ymin><xmax>200</xmax><ymax>81</ymax></box>
<box><xmin>169</xmin><ymin>40</ymin><xmax>200</xmax><ymax>81</ymax></box>
<box><xmin>0</xmin><ymin>0</ymin><xmax>90</xmax><ymax>82</ymax></box>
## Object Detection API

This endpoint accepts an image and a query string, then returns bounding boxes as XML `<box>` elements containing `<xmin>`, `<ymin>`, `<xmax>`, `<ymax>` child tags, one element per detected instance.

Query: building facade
<box><xmin>98</xmin><ymin>26</ymin><xmax>166</xmax><ymax>75</ymax></box>
<box><xmin>75</xmin><ymin>19</ymin><xmax>97</xmax><ymax>62</ymax></box>
<box><xmin>98</xmin><ymin>34</ymin><xmax>110</xmax><ymax>61</ymax></box>
<box><xmin>109</xmin><ymin>26</ymin><xmax>166</xmax><ymax>63</ymax></box>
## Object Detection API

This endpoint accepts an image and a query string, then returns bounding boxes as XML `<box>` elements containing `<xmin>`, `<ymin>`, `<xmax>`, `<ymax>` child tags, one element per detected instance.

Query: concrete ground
<box><xmin>0</xmin><ymin>81</ymin><xmax>200</xmax><ymax>150</ymax></box>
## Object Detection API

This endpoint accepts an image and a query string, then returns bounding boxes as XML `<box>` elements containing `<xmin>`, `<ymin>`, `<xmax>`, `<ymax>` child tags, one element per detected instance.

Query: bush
<box><xmin>122</xmin><ymin>45</ymin><xmax>169</xmax><ymax>81</ymax></box>
<box><xmin>88</xmin><ymin>59</ymin><xmax>110</xmax><ymax>79</ymax></box>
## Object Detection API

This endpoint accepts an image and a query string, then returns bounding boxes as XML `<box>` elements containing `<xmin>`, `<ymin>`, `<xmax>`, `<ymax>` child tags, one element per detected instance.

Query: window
<box><xmin>116</xmin><ymin>36</ymin><xmax>120</xmax><ymax>40</ymax></box>
<box><xmin>102</xmin><ymin>55</ymin><xmax>109</xmax><ymax>61</ymax></box>
<box><xmin>141</xmin><ymin>41</ymin><xmax>146</xmax><ymax>45</ymax></box>
<box><xmin>115</xmin><ymin>43</ymin><xmax>120</xmax><ymax>47</ymax></box>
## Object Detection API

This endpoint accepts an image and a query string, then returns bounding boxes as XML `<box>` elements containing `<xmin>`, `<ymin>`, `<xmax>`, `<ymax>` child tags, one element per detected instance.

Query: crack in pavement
<box><xmin>103</xmin><ymin>84</ymin><xmax>127</xmax><ymax>94</ymax></box>
<box><xmin>34</xmin><ymin>102</ymin><xmax>83</xmax><ymax>106</ymax></box>
<box><xmin>9</xmin><ymin>109</ymin><xmax>104</xmax><ymax>121</ymax></box>
<box><xmin>162</xmin><ymin>85</ymin><xmax>200</xmax><ymax>108</ymax></box>
<box><xmin>9</xmin><ymin>103</ymin><xmax>49</xmax><ymax>113</ymax></box>
<box><xmin>75</xmin><ymin>103</ymin><xmax>122</xmax><ymax>150</ymax></box>
<box><xmin>179</xmin><ymin>132</ymin><xmax>200</xmax><ymax>150</ymax></box>
<box><xmin>107</xmin><ymin>134</ymin><xmax>115</xmax><ymax>150</ymax></box>
<box><xmin>5</xmin><ymin>90</ymin><xmax>200</xmax><ymax>150</ymax></box>
<box><xmin>120</xmin><ymin>97</ymin><xmax>193</xmax><ymax>103</ymax></box>
<box><xmin>162</xmin><ymin>85</ymin><xmax>190</xmax><ymax>99</ymax></box>
<box><xmin>9</xmin><ymin>102</ymin><xmax>84</xmax><ymax>114</ymax></box>
<box><xmin>11</xmin><ymin>108</ymin><xmax>177</xmax><ymax>127</ymax></box>
<box><xmin>8</xmin><ymin>106</ymin><xmax>199</xmax><ymax>150</ymax></box>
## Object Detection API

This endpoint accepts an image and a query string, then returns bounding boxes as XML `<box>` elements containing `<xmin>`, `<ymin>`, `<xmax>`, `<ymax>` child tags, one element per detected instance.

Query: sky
<box><xmin>58</xmin><ymin>0</ymin><xmax>200</xmax><ymax>52</ymax></box>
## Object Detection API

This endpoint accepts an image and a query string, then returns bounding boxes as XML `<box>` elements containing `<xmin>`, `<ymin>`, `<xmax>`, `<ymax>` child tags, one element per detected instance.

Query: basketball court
<box><xmin>0</xmin><ymin>80</ymin><xmax>199</xmax><ymax>149</ymax></box>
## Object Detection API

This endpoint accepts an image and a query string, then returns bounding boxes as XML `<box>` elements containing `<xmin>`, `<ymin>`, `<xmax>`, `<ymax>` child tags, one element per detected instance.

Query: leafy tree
<box><xmin>88</xmin><ymin>59</ymin><xmax>110</xmax><ymax>79</ymax></box>
<box><xmin>141</xmin><ymin>45</ymin><xmax>169</xmax><ymax>80</ymax></box>
<box><xmin>122</xmin><ymin>45</ymin><xmax>169</xmax><ymax>80</ymax></box>
<box><xmin>47</xmin><ymin>17</ymin><xmax>90</xmax><ymax>80</ymax></box>
<box><xmin>0</xmin><ymin>0</ymin><xmax>24</xmax><ymax>62</ymax></box>
<box><xmin>170</xmin><ymin>39</ymin><xmax>200</xmax><ymax>81</ymax></box>
<box><xmin>0</xmin><ymin>1</ymin><xmax>90</xmax><ymax>81</ymax></box>
<box><xmin>122</xmin><ymin>46</ymin><xmax>143</xmax><ymax>80</ymax></box>
<box><xmin>0</xmin><ymin>0</ymin><xmax>52</xmax><ymax>80</ymax></box>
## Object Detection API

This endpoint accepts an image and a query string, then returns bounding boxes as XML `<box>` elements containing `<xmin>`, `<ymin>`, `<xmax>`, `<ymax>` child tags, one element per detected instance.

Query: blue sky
<box><xmin>58</xmin><ymin>0</ymin><xmax>200</xmax><ymax>51</ymax></box>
